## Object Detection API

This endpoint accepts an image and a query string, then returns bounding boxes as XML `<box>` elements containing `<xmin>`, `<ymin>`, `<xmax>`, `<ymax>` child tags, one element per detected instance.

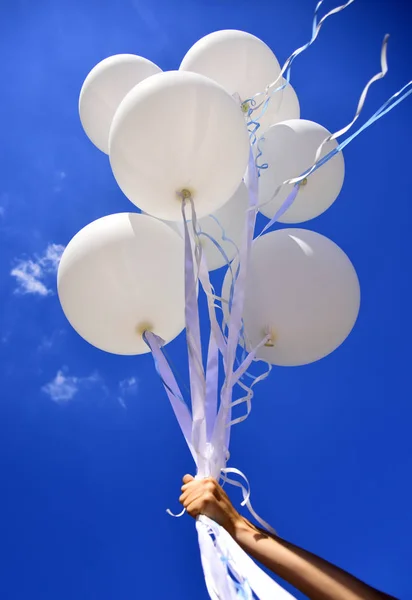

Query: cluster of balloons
<box><xmin>58</xmin><ymin>29</ymin><xmax>360</xmax><ymax>367</ymax></box>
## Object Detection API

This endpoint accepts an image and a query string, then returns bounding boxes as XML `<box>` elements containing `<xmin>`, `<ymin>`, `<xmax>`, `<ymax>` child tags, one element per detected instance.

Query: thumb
<box><xmin>182</xmin><ymin>474</ymin><xmax>195</xmax><ymax>484</ymax></box>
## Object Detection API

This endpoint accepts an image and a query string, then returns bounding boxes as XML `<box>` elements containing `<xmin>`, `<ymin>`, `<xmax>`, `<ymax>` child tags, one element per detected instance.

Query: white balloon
<box><xmin>164</xmin><ymin>182</ymin><xmax>249</xmax><ymax>271</ymax></box>
<box><xmin>79</xmin><ymin>54</ymin><xmax>162</xmax><ymax>154</ymax></box>
<box><xmin>222</xmin><ymin>228</ymin><xmax>360</xmax><ymax>366</ymax></box>
<box><xmin>256</xmin><ymin>80</ymin><xmax>300</xmax><ymax>135</ymax></box>
<box><xmin>258</xmin><ymin>119</ymin><xmax>345</xmax><ymax>223</ymax></box>
<box><xmin>58</xmin><ymin>213</ymin><xmax>185</xmax><ymax>355</ymax></box>
<box><xmin>180</xmin><ymin>30</ymin><xmax>280</xmax><ymax>106</ymax></box>
<box><xmin>109</xmin><ymin>70</ymin><xmax>249</xmax><ymax>221</ymax></box>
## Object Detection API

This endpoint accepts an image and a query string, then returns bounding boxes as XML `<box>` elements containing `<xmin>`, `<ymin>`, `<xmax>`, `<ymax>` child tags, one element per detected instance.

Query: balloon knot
<box><xmin>136</xmin><ymin>321</ymin><xmax>154</xmax><ymax>337</ymax></box>
<box><xmin>177</xmin><ymin>188</ymin><xmax>193</xmax><ymax>201</ymax></box>
<box><xmin>264</xmin><ymin>328</ymin><xmax>276</xmax><ymax>347</ymax></box>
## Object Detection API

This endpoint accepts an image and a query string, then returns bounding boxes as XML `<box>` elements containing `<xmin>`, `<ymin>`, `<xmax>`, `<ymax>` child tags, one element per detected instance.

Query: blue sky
<box><xmin>0</xmin><ymin>0</ymin><xmax>411</xmax><ymax>599</ymax></box>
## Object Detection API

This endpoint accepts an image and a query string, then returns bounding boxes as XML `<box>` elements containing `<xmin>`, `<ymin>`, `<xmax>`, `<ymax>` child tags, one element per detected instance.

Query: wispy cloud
<box><xmin>118</xmin><ymin>376</ymin><xmax>139</xmax><ymax>408</ymax></box>
<box><xmin>0</xmin><ymin>192</ymin><xmax>8</xmax><ymax>218</ymax></box>
<box><xmin>43</xmin><ymin>370</ymin><xmax>79</xmax><ymax>402</ymax></box>
<box><xmin>11</xmin><ymin>243</ymin><xmax>65</xmax><ymax>296</ymax></box>
<box><xmin>54</xmin><ymin>170</ymin><xmax>67</xmax><ymax>193</ymax></box>
<box><xmin>42</xmin><ymin>368</ymin><xmax>104</xmax><ymax>404</ymax></box>
<box><xmin>38</xmin><ymin>329</ymin><xmax>66</xmax><ymax>353</ymax></box>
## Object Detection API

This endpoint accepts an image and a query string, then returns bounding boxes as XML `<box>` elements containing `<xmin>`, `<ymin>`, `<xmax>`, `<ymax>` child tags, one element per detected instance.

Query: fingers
<box><xmin>179</xmin><ymin>477</ymin><xmax>221</xmax><ymax>512</ymax></box>
<box><xmin>185</xmin><ymin>499</ymin><xmax>204</xmax><ymax>519</ymax></box>
<box><xmin>179</xmin><ymin>486</ymin><xmax>203</xmax><ymax>507</ymax></box>
<box><xmin>179</xmin><ymin>481</ymin><xmax>209</xmax><ymax>505</ymax></box>
<box><xmin>185</xmin><ymin>490</ymin><xmax>216</xmax><ymax>519</ymax></box>
<box><xmin>178</xmin><ymin>475</ymin><xmax>239</xmax><ymax>530</ymax></box>
<box><xmin>181</xmin><ymin>476</ymin><xmax>217</xmax><ymax>492</ymax></box>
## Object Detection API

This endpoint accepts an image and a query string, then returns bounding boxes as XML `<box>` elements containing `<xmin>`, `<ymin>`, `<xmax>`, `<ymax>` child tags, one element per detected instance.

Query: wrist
<box><xmin>228</xmin><ymin>514</ymin><xmax>255</xmax><ymax>540</ymax></box>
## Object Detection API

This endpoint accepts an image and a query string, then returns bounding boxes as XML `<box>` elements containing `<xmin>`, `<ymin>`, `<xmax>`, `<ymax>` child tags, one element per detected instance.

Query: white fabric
<box><xmin>200</xmin><ymin>516</ymin><xmax>296</xmax><ymax>600</ymax></box>
<box><xmin>172</xmin><ymin>152</ymin><xmax>297</xmax><ymax>598</ymax></box>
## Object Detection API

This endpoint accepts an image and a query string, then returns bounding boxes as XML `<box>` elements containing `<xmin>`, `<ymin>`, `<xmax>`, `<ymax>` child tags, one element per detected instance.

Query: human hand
<box><xmin>179</xmin><ymin>474</ymin><xmax>245</xmax><ymax>537</ymax></box>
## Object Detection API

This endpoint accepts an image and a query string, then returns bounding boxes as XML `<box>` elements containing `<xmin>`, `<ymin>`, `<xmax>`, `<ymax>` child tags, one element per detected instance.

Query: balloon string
<box><xmin>166</xmin><ymin>506</ymin><xmax>186</xmax><ymax>518</ymax></box>
<box><xmin>182</xmin><ymin>198</ymin><xmax>223</xmax><ymax>477</ymax></box>
<box><xmin>185</xmin><ymin>207</ymin><xmax>236</xmax><ymax>354</ymax></box>
<box><xmin>245</xmin><ymin>0</ymin><xmax>355</xmax><ymax>127</ymax></box>
<box><xmin>208</xmin><ymin>214</ymin><xmax>240</xmax><ymax>257</ymax></box>
<box><xmin>255</xmin><ymin>136</ymin><xmax>268</xmax><ymax>177</ymax></box>
<box><xmin>181</xmin><ymin>198</ymin><xmax>207</xmax><ymax>390</ymax></box>
<box><xmin>259</xmin><ymin>34</ymin><xmax>389</xmax><ymax>208</ymax></box>
<box><xmin>227</xmin><ymin>359</ymin><xmax>272</xmax><ymax>429</ymax></box>
<box><xmin>188</xmin><ymin>203</ymin><xmax>247</xmax><ymax>353</ymax></box>
<box><xmin>142</xmin><ymin>330</ymin><xmax>197</xmax><ymax>470</ymax></box>
<box><xmin>142</xmin><ymin>331</ymin><xmax>189</xmax><ymax>410</ymax></box>
<box><xmin>162</xmin><ymin>345</ymin><xmax>192</xmax><ymax>397</ymax></box>
<box><xmin>220</xmin><ymin>468</ymin><xmax>277</xmax><ymax>535</ymax></box>
<box><xmin>194</xmin><ymin>174</ymin><xmax>272</xmax><ymax>433</ymax></box>
<box><xmin>257</xmin><ymin>47</ymin><xmax>412</xmax><ymax>237</ymax></box>
<box><xmin>290</xmin><ymin>33</ymin><xmax>390</xmax><ymax>180</ymax></box>
<box><xmin>269</xmin><ymin>0</ymin><xmax>355</xmax><ymax>96</ymax></box>
<box><xmin>190</xmin><ymin>214</ymin><xmax>271</xmax><ymax>435</ymax></box>
<box><xmin>193</xmin><ymin>224</ymin><xmax>228</xmax><ymax>360</ymax></box>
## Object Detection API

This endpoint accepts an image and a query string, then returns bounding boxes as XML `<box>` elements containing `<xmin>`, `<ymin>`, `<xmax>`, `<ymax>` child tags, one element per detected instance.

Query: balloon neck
<box><xmin>299</xmin><ymin>177</ymin><xmax>308</xmax><ymax>187</ymax></box>
<box><xmin>136</xmin><ymin>322</ymin><xmax>154</xmax><ymax>337</ymax></box>
<box><xmin>177</xmin><ymin>188</ymin><xmax>193</xmax><ymax>201</ymax></box>
<box><xmin>264</xmin><ymin>328</ymin><xmax>276</xmax><ymax>347</ymax></box>
<box><xmin>241</xmin><ymin>101</ymin><xmax>249</xmax><ymax>114</ymax></box>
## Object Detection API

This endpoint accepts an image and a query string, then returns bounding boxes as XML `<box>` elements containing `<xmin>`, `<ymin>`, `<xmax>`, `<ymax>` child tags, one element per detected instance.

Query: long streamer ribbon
<box><xmin>227</xmin><ymin>365</ymin><xmax>272</xmax><ymax>429</ymax></box>
<box><xmin>205</xmin><ymin>328</ymin><xmax>219</xmax><ymax>443</ymax></box>
<box><xmin>257</xmin><ymin>40</ymin><xmax>412</xmax><ymax>237</ymax></box>
<box><xmin>288</xmin><ymin>33</ymin><xmax>390</xmax><ymax>184</ymax></box>
<box><xmin>199</xmin><ymin>515</ymin><xmax>295</xmax><ymax>600</ymax></box>
<box><xmin>221</xmin><ymin>468</ymin><xmax>277</xmax><ymax>535</ymax></box>
<box><xmin>142</xmin><ymin>4</ymin><xmax>412</xmax><ymax>598</ymax></box>
<box><xmin>196</xmin><ymin>518</ymin><xmax>239</xmax><ymax>599</ymax></box>
<box><xmin>248</xmin><ymin>0</ymin><xmax>356</xmax><ymax>118</ymax></box>
<box><xmin>143</xmin><ymin>331</ymin><xmax>195</xmax><ymax>461</ymax></box>
<box><xmin>258</xmin><ymin>77</ymin><xmax>412</xmax><ymax>237</ymax></box>
<box><xmin>211</xmin><ymin>147</ymin><xmax>259</xmax><ymax>471</ymax></box>
<box><xmin>181</xmin><ymin>199</ymin><xmax>209</xmax><ymax>476</ymax></box>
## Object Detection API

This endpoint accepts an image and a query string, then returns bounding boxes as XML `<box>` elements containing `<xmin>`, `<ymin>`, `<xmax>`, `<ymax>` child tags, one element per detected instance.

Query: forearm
<box><xmin>232</xmin><ymin>517</ymin><xmax>395</xmax><ymax>600</ymax></box>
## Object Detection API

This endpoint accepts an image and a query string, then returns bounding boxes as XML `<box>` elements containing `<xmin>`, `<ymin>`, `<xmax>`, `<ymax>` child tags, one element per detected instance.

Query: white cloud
<box><xmin>43</xmin><ymin>370</ymin><xmax>79</xmax><ymax>402</ymax></box>
<box><xmin>118</xmin><ymin>376</ymin><xmax>139</xmax><ymax>407</ymax></box>
<box><xmin>119</xmin><ymin>376</ymin><xmax>139</xmax><ymax>393</ymax></box>
<box><xmin>0</xmin><ymin>193</ymin><xmax>7</xmax><ymax>218</ymax></box>
<box><xmin>43</xmin><ymin>243</ymin><xmax>65</xmax><ymax>269</ymax></box>
<box><xmin>11</xmin><ymin>243</ymin><xmax>65</xmax><ymax>296</ymax></box>
<box><xmin>38</xmin><ymin>329</ymin><xmax>66</xmax><ymax>352</ymax></box>
<box><xmin>42</xmin><ymin>369</ymin><xmax>103</xmax><ymax>404</ymax></box>
<box><xmin>54</xmin><ymin>170</ymin><xmax>67</xmax><ymax>192</ymax></box>
<box><xmin>11</xmin><ymin>260</ymin><xmax>50</xmax><ymax>296</ymax></box>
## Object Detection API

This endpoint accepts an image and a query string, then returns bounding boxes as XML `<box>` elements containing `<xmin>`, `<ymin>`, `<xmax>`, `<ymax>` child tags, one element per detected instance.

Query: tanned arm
<box><xmin>179</xmin><ymin>475</ymin><xmax>397</xmax><ymax>600</ymax></box>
